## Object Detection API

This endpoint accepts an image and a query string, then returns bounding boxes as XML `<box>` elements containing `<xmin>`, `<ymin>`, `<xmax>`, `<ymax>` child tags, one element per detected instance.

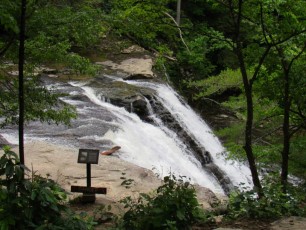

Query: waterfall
<box><xmin>125</xmin><ymin>81</ymin><xmax>252</xmax><ymax>190</ymax></box>
<box><xmin>77</xmin><ymin>84</ymin><xmax>224</xmax><ymax>194</ymax></box>
<box><xmin>0</xmin><ymin>76</ymin><xmax>252</xmax><ymax>195</ymax></box>
<box><xmin>71</xmin><ymin>78</ymin><xmax>251</xmax><ymax>194</ymax></box>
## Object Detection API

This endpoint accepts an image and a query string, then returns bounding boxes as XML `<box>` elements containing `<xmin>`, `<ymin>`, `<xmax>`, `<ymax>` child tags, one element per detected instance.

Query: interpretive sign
<box><xmin>71</xmin><ymin>149</ymin><xmax>107</xmax><ymax>203</ymax></box>
<box><xmin>77</xmin><ymin>149</ymin><xmax>99</xmax><ymax>164</ymax></box>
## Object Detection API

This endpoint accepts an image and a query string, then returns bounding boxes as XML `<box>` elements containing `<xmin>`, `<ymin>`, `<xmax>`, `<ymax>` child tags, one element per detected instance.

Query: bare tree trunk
<box><xmin>276</xmin><ymin>44</ymin><xmax>306</xmax><ymax>192</ymax></box>
<box><xmin>176</xmin><ymin>0</ymin><xmax>181</xmax><ymax>26</ymax></box>
<box><xmin>18</xmin><ymin>0</ymin><xmax>26</xmax><ymax>168</ymax></box>
<box><xmin>281</xmin><ymin>70</ymin><xmax>290</xmax><ymax>192</ymax></box>
<box><xmin>236</xmin><ymin>44</ymin><xmax>263</xmax><ymax>197</ymax></box>
<box><xmin>234</xmin><ymin>0</ymin><xmax>263</xmax><ymax>197</ymax></box>
<box><xmin>277</xmin><ymin>48</ymin><xmax>291</xmax><ymax>192</ymax></box>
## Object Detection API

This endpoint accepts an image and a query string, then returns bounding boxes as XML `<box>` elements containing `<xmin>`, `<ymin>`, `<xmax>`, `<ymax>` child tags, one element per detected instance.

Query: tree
<box><xmin>0</xmin><ymin>1</ymin><xmax>106</xmax><ymax>128</ymax></box>
<box><xmin>1</xmin><ymin>1</ymin><xmax>106</xmax><ymax>165</ymax></box>
<box><xmin>257</xmin><ymin>0</ymin><xmax>306</xmax><ymax>190</ymax></box>
<box><xmin>191</xmin><ymin>0</ymin><xmax>306</xmax><ymax>195</ymax></box>
<box><xmin>18</xmin><ymin>0</ymin><xmax>26</xmax><ymax>167</ymax></box>
<box><xmin>176</xmin><ymin>0</ymin><xmax>181</xmax><ymax>25</ymax></box>
<box><xmin>206</xmin><ymin>0</ymin><xmax>270</xmax><ymax>196</ymax></box>
<box><xmin>110</xmin><ymin>0</ymin><xmax>179</xmax><ymax>50</ymax></box>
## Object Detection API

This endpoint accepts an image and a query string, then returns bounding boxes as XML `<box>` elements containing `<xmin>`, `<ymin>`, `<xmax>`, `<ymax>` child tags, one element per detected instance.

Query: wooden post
<box><xmin>86</xmin><ymin>163</ymin><xmax>91</xmax><ymax>187</ymax></box>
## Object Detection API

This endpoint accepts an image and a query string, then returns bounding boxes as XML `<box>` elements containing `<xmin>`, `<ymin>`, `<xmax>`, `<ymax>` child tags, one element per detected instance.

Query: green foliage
<box><xmin>0</xmin><ymin>73</ymin><xmax>77</xmax><ymax>127</ymax></box>
<box><xmin>23</xmin><ymin>2</ymin><xmax>105</xmax><ymax>72</ymax></box>
<box><xmin>118</xmin><ymin>174</ymin><xmax>212</xmax><ymax>229</ymax></box>
<box><xmin>67</xmin><ymin>54</ymin><xmax>98</xmax><ymax>75</ymax></box>
<box><xmin>0</xmin><ymin>147</ymin><xmax>95</xmax><ymax>229</ymax></box>
<box><xmin>110</xmin><ymin>0</ymin><xmax>178</xmax><ymax>49</ymax></box>
<box><xmin>0</xmin><ymin>0</ymin><xmax>19</xmax><ymax>35</ymax></box>
<box><xmin>227</xmin><ymin>176</ymin><xmax>306</xmax><ymax>219</ymax></box>
<box><xmin>289</xmin><ymin>136</ymin><xmax>306</xmax><ymax>179</ymax></box>
<box><xmin>25</xmin><ymin>33</ymin><xmax>72</xmax><ymax>64</ymax></box>
<box><xmin>1</xmin><ymin>0</ymin><xmax>105</xmax><ymax>70</ymax></box>
<box><xmin>92</xmin><ymin>203</ymin><xmax>116</xmax><ymax>225</ymax></box>
<box><xmin>28</xmin><ymin>4</ymin><xmax>105</xmax><ymax>49</ymax></box>
<box><xmin>177</xmin><ymin>36</ymin><xmax>215</xmax><ymax>79</ymax></box>
<box><xmin>186</xmin><ymin>68</ymin><xmax>243</xmax><ymax>99</ymax></box>
<box><xmin>0</xmin><ymin>0</ymin><xmax>108</xmax><ymax>127</ymax></box>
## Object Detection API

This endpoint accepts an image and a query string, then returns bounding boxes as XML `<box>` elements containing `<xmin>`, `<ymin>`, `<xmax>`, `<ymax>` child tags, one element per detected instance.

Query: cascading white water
<box><xmin>69</xmin><ymin>78</ymin><xmax>252</xmax><ymax>194</ymax></box>
<box><xmin>124</xmin><ymin>81</ymin><xmax>252</xmax><ymax>188</ymax></box>
<box><xmin>74</xmin><ymin>83</ymin><xmax>224</xmax><ymax>194</ymax></box>
<box><xmin>0</xmin><ymin>76</ymin><xmax>252</xmax><ymax>194</ymax></box>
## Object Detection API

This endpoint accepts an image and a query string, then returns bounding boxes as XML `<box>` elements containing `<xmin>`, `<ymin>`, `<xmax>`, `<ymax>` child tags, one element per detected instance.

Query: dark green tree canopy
<box><xmin>0</xmin><ymin>0</ymin><xmax>106</xmax><ymax>127</ymax></box>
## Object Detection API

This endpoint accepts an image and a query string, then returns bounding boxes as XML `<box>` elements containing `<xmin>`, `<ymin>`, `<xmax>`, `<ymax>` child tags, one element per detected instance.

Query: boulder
<box><xmin>97</xmin><ymin>58</ymin><xmax>155</xmax><ymax>78</ymax></box>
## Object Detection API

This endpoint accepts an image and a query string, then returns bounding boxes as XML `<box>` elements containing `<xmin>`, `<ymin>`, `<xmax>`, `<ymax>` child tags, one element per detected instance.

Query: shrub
<box><xmin>227</xmin><ymin>176</ymin><xmax>306</xmax><ymax>219</ymax></box>
<box><xmin>118</xmin><ymin>174</ymin><xmax>212</xmax><ymax>230</ymax></box>
<box><xmin>0</xmin><ymin>146</ymin><xmax>95</xmax><ymax>229</ymax></box>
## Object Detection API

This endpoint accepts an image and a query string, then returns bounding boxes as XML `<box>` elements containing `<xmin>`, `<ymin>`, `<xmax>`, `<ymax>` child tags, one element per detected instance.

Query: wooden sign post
<box><xmin>71</xmin><ymin>149</ymin><xmax>107</xmax><ymax>203</ymax></box>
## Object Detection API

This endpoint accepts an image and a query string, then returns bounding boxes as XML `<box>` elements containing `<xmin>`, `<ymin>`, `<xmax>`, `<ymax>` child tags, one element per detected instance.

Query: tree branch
<box><xmin>163</xmin><ymin>11</ymin><xmax>190</xmax><ymax>53</ymax></box>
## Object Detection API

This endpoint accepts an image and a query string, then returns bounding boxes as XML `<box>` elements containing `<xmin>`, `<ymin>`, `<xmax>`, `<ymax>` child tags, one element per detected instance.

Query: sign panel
<box><xmin>71</xmin><ymin>185</ymin><xmax>107</xmax><ymax>194</ymax></box>
<box><xmin>78</xmin><ymin>149</ymin><xmax>99</xmax><ymax>164</ymax></box>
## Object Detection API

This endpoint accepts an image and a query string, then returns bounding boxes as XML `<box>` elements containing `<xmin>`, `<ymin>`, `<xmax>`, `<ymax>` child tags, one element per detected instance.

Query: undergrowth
<box><xmin>0</xmin><ymin>147</ymin><xmax>96</xmax><ymax>229</ymax></box>
<box><xmin>227</xmin><ymin>175</ymin><xmax>306</xmax><ymax>220</ymax></box>
<box><xmin>115</xmin><ymin>174</ymin><xmax>214</xmax><ymax>230</ymax></box>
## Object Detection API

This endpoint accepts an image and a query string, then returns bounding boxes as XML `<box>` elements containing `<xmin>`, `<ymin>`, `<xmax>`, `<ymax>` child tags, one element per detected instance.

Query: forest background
<box><xmin>1</xmin><ymin>0</ymin><xmax>306</xmax><ymax>229</ymax></box>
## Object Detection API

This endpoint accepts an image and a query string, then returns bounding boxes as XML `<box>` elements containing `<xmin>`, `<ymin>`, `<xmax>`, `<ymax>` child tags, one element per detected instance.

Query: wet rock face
<box><xmin>112</xmin><ymin>94</ymin><xmax>151</xmax><ymax>120</ymax></box>
<box><xmin>124</xmin><ymin>73</ymin><xmax>154</xmax><ymax>80</ymax></box>
<box><xmin>206</xmin><ymin>164</ymin><xmax>234</xmax><ymax>195</ymax></box>
<box><xmin>131</xmin><ymin>96</ymin><xmax>149</xmax><ymax>119</ymax></box>
<box><xmin>144</xmin><ymin>97</ymin><xmax>234</xmax><ymax>195</ymax></box>
<box><xmin>190</xmin><ymin>98</ymin><xmax>239</xmax><ymax>132</ymax></box>
<box><xmin>144</xmin><ymin>97</ymin><xmax>208</xmax><ymax>162</ymax></box>
<box><xmin>85</xmin><ymin>77</ymin><xmax>156</xmax><ymax>120</ymax></box>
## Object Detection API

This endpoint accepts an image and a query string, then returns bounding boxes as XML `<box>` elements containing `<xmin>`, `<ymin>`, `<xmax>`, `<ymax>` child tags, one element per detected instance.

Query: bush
<box><xmin>0</xmin><ymin>147</ymin><xmax>95</xmax><ymax>229</ymax></box>
<box><xmin>118</xmin><ymin>174</ymin><xmax>212</xmax><ymax>230</ymax></box>
<box><xmin>227</xmin><ymin>176</ymin><xmax>306</xmax><ymax>219</ymax></box>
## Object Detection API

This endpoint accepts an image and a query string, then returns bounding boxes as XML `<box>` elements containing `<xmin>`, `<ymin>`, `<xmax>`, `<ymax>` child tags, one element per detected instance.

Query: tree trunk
<box><xmin>176</xmin><ymin>0</ymin><xmax>181</xmax><ymax>26</ymax></box>
<box><xmin>281</xmin><ymin>71</ymin><xmax>290</xmax><ymax>192</ymax></box>
<box><xmin>277</xmin><ymin>42</ymin><xmax>306</xmax><ymax>192</ymax></box>
<box><xmin>275</xmin><ymin>46</ymin><xmax>294</xmax><ymax>193</ymax></box>
<box><xmin>18</xmin><ymin>0</ymin><xmax>26</xmax><ymax>167</ymax></box>
<box><xmin>279</xmin><ymin>56</ymin><xmax>291</xmax><ymax>192</ymax></box>
<box><xmin>236</xmin><ymin>44</ymin><xmax>263</xmax><ymax>197</ymax></box>
<box><xmin>234</xmin><ymin>0</ymin><xmax>263</xmax><ymax>198</ymax></box>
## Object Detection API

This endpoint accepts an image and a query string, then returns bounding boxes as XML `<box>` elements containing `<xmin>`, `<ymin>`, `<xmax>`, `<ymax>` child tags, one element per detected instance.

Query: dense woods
<box><xmin>1</xmin><ymin>0</ymin><xmax>306</xmax><ymax>229</ymax></box>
